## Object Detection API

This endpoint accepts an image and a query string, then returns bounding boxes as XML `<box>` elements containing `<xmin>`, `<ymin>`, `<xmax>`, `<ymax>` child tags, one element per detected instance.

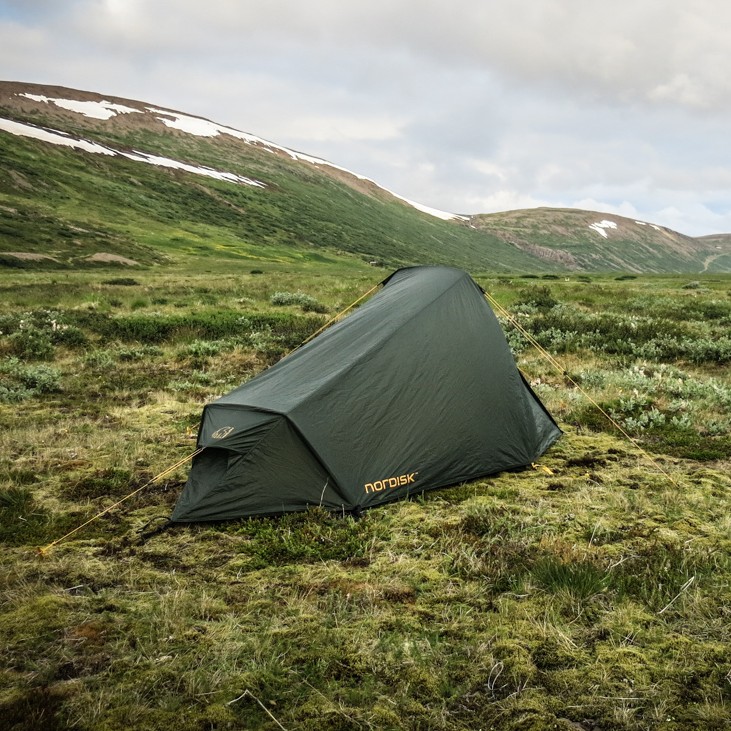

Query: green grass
<box><xmin>0</xmin><ymin>267</ymin><xmax>730</xmax><ymax>730</ymax></box>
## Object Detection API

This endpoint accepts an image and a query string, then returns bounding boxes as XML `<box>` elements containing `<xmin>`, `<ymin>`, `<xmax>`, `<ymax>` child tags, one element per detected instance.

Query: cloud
<box><xmin>64</xmin><ymin>1</ymin><xmax>731</xmax><ymax>110</ymax></box>
<box><xmin>0</xmin><ymin>20</ymin><xmax>51</xmax><ymax>72</ymax></box>
<box><xmin>1</xmin><ymin>1</ymin><xmax>731</xmax><ymax>235</ymax></box>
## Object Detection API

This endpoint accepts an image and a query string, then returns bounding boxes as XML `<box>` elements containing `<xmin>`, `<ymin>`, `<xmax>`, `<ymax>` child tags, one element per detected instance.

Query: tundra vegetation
<box><xmin>1</xmin><ymin>261</ymin><xmax>730</xmax><ymax>731</ymax></box>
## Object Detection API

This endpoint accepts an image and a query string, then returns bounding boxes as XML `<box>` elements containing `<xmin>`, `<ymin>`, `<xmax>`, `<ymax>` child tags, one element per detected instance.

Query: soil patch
<box><xmin>84</xmin><ymin>252</ymin><xmax>140</xmax><ymax>266</ymax></box>
<box><xmin>3</xmin><ymin>252</ymin><xmax>59</xmax><ymax>262</ymax></box>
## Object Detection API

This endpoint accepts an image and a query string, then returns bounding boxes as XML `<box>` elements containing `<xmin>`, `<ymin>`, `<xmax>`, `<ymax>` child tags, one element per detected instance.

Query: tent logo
<box><xmin>364</xmin><ymin>472</ymin><xmax>418</xmax><ymax>494</ymax></box>
<box><xmin>211</xmin><ymin>426</ymin><xmax>235</xmax><ymax>439</ymax></box>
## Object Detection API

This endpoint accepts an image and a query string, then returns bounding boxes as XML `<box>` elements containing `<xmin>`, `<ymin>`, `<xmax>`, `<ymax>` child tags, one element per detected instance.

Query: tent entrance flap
<box><xmin>173</xmin><ymin>414</ymin><xmax>341</xmax><ymax>522</ymax></box>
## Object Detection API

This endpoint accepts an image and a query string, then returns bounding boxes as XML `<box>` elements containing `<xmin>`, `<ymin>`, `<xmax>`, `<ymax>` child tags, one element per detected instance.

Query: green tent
<box><xmin>172</xmin><ymin>266</ymin><xmax>560</xmax><ymax>521</ymax></box>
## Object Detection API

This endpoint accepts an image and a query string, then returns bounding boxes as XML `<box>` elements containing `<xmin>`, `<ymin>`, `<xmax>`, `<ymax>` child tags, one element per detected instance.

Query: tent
<box><xmin>171</xmin><ymin>266</ymin><xmax>560</xmax><ymax>522</ymax></box>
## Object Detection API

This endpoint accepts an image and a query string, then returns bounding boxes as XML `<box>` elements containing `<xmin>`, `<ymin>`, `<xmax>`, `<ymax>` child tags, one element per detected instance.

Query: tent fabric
<box><xmin>171</xmin><ymin>266</ymin><xmax>561</xmax><ymax>522</ymax></box>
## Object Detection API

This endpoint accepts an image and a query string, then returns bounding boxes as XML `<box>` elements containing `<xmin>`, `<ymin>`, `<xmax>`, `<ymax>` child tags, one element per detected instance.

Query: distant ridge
<box><xmin>1</xmin><ymin>80</ymin><xmax>730</xmax><ymax>272</ymax></box>
<box><xmin>471</xmin><ymin>207</ymin><xmax>731</xmax><ymax>273</ymax></box>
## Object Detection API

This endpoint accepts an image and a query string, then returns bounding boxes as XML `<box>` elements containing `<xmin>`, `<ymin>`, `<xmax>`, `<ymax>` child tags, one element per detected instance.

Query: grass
<box><xmin>0</xmin><ymin>266</ymin><xmax>730</xmax><ymax>730</ymax></box>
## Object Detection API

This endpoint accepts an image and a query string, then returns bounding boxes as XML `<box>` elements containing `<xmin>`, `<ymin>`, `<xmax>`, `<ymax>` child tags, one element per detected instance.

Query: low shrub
<box><xmin>682</xmin><ymin>336</ymin><xmax>731</xmax><ymax>365</ymax></box>
<box><xmin>270</xmin><ymin>291</ymin><xmax>328</xmax><ymax>313</ymax></box>
<box><xmin>101</xmin><ymin>277</ymin><xmax>139</xmax><ymax>286</ymax></box>
<box><xmin>0</xmin><ymin>358</ymin><xmax>61</xmax><ymax>401</ymax></box>
<box><xmin>83</xmin><ymin>349</ymin><xmax>116</xmax><ymax>370</ymax></box>
<box><xmin>627</xmin><ymin>295</ymin><xmax>731</xmax><ymax>323</ymax></box>
<box><xmin>117</xmin><ymin>345</ymin><xmax>163</xmax><ymax>361</ymax></box>
<box><xmin>51</xmin><ymin>325</ymin><xmax>88</xmax><ymax>348</ymax></box>
<box><xmin>93</xmin><ymin>311</ymin><xmax>324</xmax><ymax>346</ymax></box>
<box><xmin>568</xmin><ymin>395</ymin><xmax>731</xmax><ymax>461</ymax></box>
<box><xmin>510</xmin><ymin>303</ymin><xmax>731</xmax><ymax>364</ymax></box>
<box><xmin>182</xmin><ymin>340</ymin><xmax>224</xmax><ymax>359</ymax></box>
<box><xmin>7</xmin><ymin>327</ymin><xmax>54</xmax><ymax>360</ymax></box>
<box><xmin>0</xmin><ymin>383</ymin><xmax>31</xmax><ymax>402</ymax></box>
<box><xmin>515</xmin><ymin>285</ymin><xmax>558</xmax><ymax>311</ymax></box>
<box><xmin>0</xmin><ymin>309</ymin><xmax>87</xmax><ymax>352</ymax></box>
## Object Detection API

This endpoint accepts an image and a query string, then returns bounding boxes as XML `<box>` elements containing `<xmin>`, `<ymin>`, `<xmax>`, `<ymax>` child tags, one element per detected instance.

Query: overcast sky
<box><xmin>2</xmin><ymin>0</ymin><xmax>731</xmax><ymax>235</ymax></box>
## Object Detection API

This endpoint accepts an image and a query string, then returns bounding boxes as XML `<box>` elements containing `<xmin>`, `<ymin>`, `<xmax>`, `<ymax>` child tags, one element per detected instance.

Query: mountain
<box><xmin>1</xmin><ymin>81</ymin><xmax>729</xmax><ymax>273</ymax></box>
<box><xmin>471</xmin><ymin>207</ymin><xmax>731</xmax><ymax>273</ymax></box>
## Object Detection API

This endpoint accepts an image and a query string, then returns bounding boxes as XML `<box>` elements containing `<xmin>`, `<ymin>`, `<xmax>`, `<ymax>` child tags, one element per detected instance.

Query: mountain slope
<box><xmin>471</xmin><ymin>207</ymin><xmax>731</xmax><ymax>273</ymax></box>
<box><xmin>1</xmin><ymin>81</ymin><xmax>729</xmax><ymax>272</ymax></box>
<box><xmin>0</xmin><ymin>82</ymin><xmax>538</xmax><ymax>272</ymax></box>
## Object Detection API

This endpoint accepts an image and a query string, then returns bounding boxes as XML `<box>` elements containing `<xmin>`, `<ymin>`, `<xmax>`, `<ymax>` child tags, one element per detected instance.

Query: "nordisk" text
<box><xmin>364</xmin><ymin>472</ymin><xmax>418</xmax><ymax>493</ymax></box>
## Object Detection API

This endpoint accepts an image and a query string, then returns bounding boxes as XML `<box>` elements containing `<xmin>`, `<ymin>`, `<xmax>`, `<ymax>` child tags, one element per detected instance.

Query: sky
<box><xmin>2</xmin><ymin>0</ymin><xmax>731</xmax><ymax>236</ymax></box>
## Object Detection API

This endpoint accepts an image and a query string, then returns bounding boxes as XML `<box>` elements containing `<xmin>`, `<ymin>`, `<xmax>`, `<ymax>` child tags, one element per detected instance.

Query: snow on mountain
<box><xmin>0</xmin><ymin>117</ymin><xmax>117</xmax><ymax>155</ymax></box>
<box><xmin>588</xmin><ymin>220</ymin><xmax>618</xmax><ymax>238</ymax></box>
<box><xmin>147</xmin><ymin>107</ymin><xmax>466</xmax><ymax>220</ymax></box>
<box><xmin>20</xmin><ymin>93</ymin><xmax>140</xmax><ymax>120</ymax></box>
<box><xmin>8</xmin><ymin>90</ymin><xmax>464</xmax><ymax>221</ymax></box>
<box><xmin>0</xmin><ymin>117</ymin><xmax>266</xmax><ymax>186</ymax></box>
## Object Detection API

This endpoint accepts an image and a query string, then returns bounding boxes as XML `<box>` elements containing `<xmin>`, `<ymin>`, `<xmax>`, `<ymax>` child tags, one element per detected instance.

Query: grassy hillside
<box><xmin>0</xmin><ymin>82</ymin><xmax>538</xmax><ymax>273</ymax></box>
<box><xmin>1</xmin><ymin>263</ymin><xmax>730</xmax><ymax>730</ymax></box>
<box><xmin>2</xmin><ymin>81</ymin><xmax>730</xmax><ymax>274</ymax></box>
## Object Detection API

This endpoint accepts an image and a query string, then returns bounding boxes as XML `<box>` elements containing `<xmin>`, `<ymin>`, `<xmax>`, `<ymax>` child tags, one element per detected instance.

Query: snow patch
<box><xmin>147</xmin><ymin>108</ymin><xmax>230</xmax><ymax>137</ymax></box>
<box><xmin>634</xmin><ymin>220</ymin><xmax>646</xmax><ymax>226</ymax></box>
<box><xmin>0</xmin><ymin>117</ymin><xmax>117</xmax><ymax>155</ymax></box>
<box><xmin>389</xmin><ymin>193</ymin><xmax>467</xmax><ymax>221</ymax></box>
<box><xmin>0</xmin><ymin>117</ymin><xmax>265</xmax><ymax>187</ymax></box>
<box><xmin>20</xmin><ymin>93</ymin><xmax>140</xmax><ymax>120</ymax></box>
<box><xmin>589</xmin><ymin>220</ymin><xmax>618</xmax><ymax>238</ymax></box>
<box><xmin>119</xmin><ymin>149</ymin><xmax>265</xmax><ymax>186</ymax></box>
<box><xmin>146</xmin><ymin>107</ymin><xmax>322</xmax><ymax>161</ymax></box>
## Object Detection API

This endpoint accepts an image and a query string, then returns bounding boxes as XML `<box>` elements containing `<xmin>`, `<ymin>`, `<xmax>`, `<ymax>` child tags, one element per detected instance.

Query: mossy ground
<box><xmin>1</xmin><ymin>266</ymin><xmax>730</xmax><ymax>730</ymax></box>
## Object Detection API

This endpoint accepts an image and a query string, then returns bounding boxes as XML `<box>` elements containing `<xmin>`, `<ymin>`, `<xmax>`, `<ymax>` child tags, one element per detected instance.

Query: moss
<box><xmin>0</xmin><ymin>593</ymin><xmax>74</xmax><ymax>677</ymax></box>
<box><xmin>0</xmin><ymin>684</ymin><xmax>72</xmax><ymax>731</ymax></box>
<box><xmin>0</xmin><ymin>489</ymin><xmax>88</xmax><ymax>546</ymax></box>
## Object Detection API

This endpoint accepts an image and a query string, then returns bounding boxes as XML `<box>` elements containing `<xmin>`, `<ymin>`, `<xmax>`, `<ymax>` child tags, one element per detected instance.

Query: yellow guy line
<box><xmin>39</xmin><ymin>448</ymin><xmax>204</xmax><ymax>556</ymax></box>
<box><xmin>483</xmin><ymin>290</ymin><xmax>681</xmax><ymax>488</ymax></box>
<box><xmin>287</xmin><ymin>281</ymin><xmax>383</xmax><ymax>355</ymax></box>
